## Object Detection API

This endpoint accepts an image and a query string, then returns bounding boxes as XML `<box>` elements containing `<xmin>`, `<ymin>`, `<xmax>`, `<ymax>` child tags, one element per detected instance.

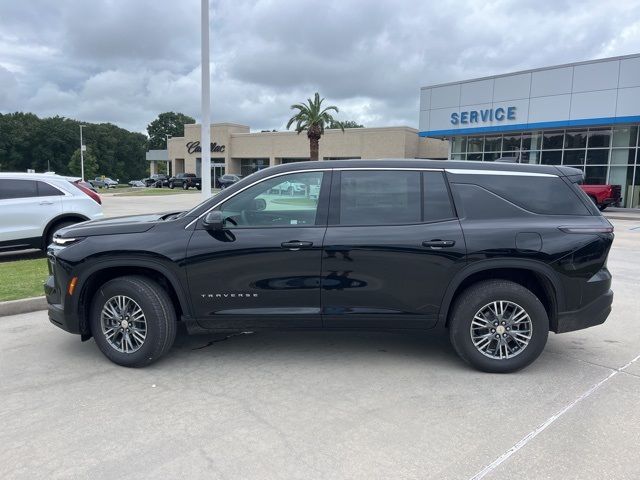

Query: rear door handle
<box><xmin>422</xmin><ymin>240</ymin><xmax>456</xmax><ymax>249</ymax></box>
<box><xmin>281</xmin><ymin>240</ymin><xmax>313</xmax><ymax>250</ymax></box>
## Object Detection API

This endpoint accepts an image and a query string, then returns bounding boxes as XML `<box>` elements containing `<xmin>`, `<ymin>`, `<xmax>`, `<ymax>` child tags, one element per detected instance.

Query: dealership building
<box><xmin>419</xmin><ymin>53</ymin><xmax>640</xmax><ymax>208</ymax></box>
<box><xmin>155</xmin><ymin>123</ymin><xmax>448</xmax><ymax>181</ymax></box>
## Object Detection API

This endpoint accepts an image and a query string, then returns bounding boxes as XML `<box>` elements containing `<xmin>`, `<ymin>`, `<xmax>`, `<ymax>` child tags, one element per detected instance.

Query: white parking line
<box><xmin>469</xmin><ymin>352</ymin><xmax>640</xmax><ymax>480</ymax></box>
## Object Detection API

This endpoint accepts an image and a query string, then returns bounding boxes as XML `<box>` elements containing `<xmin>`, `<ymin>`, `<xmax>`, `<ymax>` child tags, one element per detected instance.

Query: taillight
<box><xmin>559</xmin><ymin>226</ymin><xmax>614</xmax><ymax>234</ymax></box>
<box><xmin>72</xmin><ymin>182</ymin><xmax>101</xmax><ymax>204</ymax></box>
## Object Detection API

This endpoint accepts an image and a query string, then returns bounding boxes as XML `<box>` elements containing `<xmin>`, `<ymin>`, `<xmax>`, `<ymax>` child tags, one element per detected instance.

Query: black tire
<box><xmin>598</xmin><ymin>204</ymin><xmax>607</xmax><ymax>211</ymax></box>
<box><xmin>89</xmin><ymin>276</ymin><xmax>177</xmax><ymax>367</ymax></box>
<box><xmin>182</xmin><ymin>182</ymin><xmax>189</xmax><ymax>190</ymax></box>
<box><xmin>44</xmin><ymin>220</ymin><xmax>77</xmax><ymax>249</ymax></box>
<box><xmin>169</xmin><ymin>182</ymin><xmax>174</xmax><ymax>189</ymax></box>
<box><xmin>449</xmin><ymin>280</ymin><xmax>549</xmax><ymax>373</ymax></box>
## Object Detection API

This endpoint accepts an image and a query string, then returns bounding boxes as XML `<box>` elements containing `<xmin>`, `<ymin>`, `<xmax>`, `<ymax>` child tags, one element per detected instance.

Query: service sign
<box><xmin>450</xmin><ymin>106</ymin><xmax>517</xmax><ymax>125</ymax></box>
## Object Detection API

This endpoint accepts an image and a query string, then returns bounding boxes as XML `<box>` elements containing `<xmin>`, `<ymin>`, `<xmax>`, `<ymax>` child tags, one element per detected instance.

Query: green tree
<box><xmin>68</xmin><ymin>148</ymin><xmax>98</xmax><ymax>180</ymax></box>
<box><xmin>146</xmin><ymin>112</ymin><xmax>195</xmax><ymax>149</ymax></box>
<box><xmin>286</xmin><ymin>93</ymin><xmax>344</xmax><ymax>161</ymax></box>
<box><xmin>328</xmin><ymin>119</ymin><xmax>363</xmax><ymax>129</ymax></box>
<box><xmin>0</xmin><ymin>113</ymin><xmax>149</xmax><ymax>180</ymax></box>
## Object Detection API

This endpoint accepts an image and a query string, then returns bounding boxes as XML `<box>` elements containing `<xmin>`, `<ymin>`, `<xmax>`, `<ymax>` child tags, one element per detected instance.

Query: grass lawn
<box><xmin>0</xmin><ymin>258</ymin><xmax>49</xmax><ymax>301</ymax></box>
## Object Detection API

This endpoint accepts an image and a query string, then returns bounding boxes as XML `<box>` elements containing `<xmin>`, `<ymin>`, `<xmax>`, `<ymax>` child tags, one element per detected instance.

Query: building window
<box><xmin>281</xmin><ymin>157</ymin><xmax>310</xmax><ymax>163</ymax></box>
<box><xmin>587</xmin><ymin>128</ymin><xmax>611</xmax><ymax>148</ymax></box>
<box><xmin>543</xmin><ymin>131</ymin><xmax>564</xmax><ymax>149</ymax></box>
<box><xmin>564</xmin><ymin>130</ymin><xmax>587</xmax><ymax>149</ymax></box>
<box><xmin>239</xmin><ymin>158</ymin><xmax>270</xmax><ymax>176</ymax></box>
<box><xmin>612</xmin><ymin>126</ymin><xmax>638</xmax><ymax>148</ymax></box>
<box><xmin>540</xmin><ymin>150</ymin><xmax>562</xmax><ymax>165</ymax></box>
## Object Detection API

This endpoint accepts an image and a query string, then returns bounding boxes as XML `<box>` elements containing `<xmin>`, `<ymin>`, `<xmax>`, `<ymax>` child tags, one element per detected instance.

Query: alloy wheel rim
<box><xmin>100</xmin><ymin>295</ymin><xmax>147</xmax><ymax>353</ymax></box>
<box><xmin>470</xmin><ymin>300</ymin><xmax>532</xmax><ymax>360</ymax></box>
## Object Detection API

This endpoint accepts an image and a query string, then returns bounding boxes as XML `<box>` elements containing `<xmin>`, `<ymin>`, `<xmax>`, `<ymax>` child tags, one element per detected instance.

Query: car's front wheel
<box><xmin>182</xmin><ymin>182</ymin><xmax>189</xmax><ymax>190</ymax></box>
<box><xmin>168</xmin><ymin>182</ymin><xmax>174</xmax><ymax>189</ymax></box>
<box><xmin>448</xmin><ymin>280</ymin><xmax>549</xmax><ymax>373</ymax></box>
<box><xmin>89</xmin><ymin>276</ymin><xmax>177</xmax><ymax>367</ymax></box>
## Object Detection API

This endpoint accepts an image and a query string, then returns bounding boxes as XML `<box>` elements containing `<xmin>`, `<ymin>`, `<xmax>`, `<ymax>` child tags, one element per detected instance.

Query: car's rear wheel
<box><xmin>168</xmin><ymin>182</ymin><xmax>174</xmax><ymax>189</ymax></box>
<box><xmin>89</xmin><ymin>276</ymin><xmax>177</xmax><ymax>367</ymax></box>
<box><xmin>449</xmin><ymin>280</ymin><xmax>549</xmax><ymax>373</ymax></box>
<box><xmin>182</xmin><ymin>182</ymin><xmax>189</xmax><ymax>190</ymax></box>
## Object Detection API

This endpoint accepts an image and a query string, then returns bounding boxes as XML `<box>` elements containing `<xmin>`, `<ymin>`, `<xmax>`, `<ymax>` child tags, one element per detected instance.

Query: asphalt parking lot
<box><xmin>1</xmin><ymin>199</ymin><xmax>639</xmax><ymax>478</ymax></box>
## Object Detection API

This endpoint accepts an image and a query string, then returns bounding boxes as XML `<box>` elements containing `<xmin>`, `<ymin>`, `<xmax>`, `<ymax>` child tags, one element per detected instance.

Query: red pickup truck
<box><xmin>580</xmin><ymin>184</ymin><xmax>622</xmax><ymax>211</ymax></box>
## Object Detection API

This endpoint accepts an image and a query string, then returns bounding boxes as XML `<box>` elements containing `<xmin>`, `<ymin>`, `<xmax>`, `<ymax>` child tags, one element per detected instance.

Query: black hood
<box><xmin>56</xmin><ymin>212</ymin><xmax>182</xmax><ymax>238</ymax></box>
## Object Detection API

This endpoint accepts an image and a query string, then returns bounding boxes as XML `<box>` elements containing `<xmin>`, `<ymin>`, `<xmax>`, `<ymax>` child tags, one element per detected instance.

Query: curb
<box><xmin>0</xmin><ymin>296</ymin><xmax>47</xmax><ymax>317</ymax></box>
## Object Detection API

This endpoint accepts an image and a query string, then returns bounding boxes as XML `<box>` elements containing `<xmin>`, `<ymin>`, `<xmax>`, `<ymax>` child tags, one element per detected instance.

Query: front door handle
<box><xmin>281</xmin><ymin>240</ymin><xmax>313</xmax><ymax>250</ymax></box>
<box><xmin>39</xmin><ymin>201</ymin><xmax>54</xmax><ymax>205</ymax></box>
<box><xmin>422</xmin><ymin>239</ymin><xmax>456</xmax><ymax>249</ymax></box>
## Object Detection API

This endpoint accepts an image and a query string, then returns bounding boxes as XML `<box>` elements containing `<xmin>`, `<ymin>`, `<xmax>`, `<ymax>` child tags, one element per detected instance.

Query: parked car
<box><xmin>90</xmin><ymin>177</ymin><xmax>119</xmax><ymax>189</ymax></box>
<box><xmin>68</xmin><ymin>178</ymin><xmax>102</xmax><ymax>205</ymax></box>
<box><xmin>143</xmin><ymin>174</ymin><xmax>168</xmax><ymax>188</ymax></box>
<box><xmin>0</xmin><ymin>173</ymin><xmax>104</xmax><ymax>252</ymax></box>
<box><xmin>217</xmin><ymin>174</ymin><xmax>242</xmax><ymax>189</ymax></box>
<box><xmin>580</xmin><ymin>184</ymin><xmax>622</xmax><ymax>211</ymax></box>
<box><xmin>270</xmin><ymin>180</ymin><xmax>306</xmax><ymax>195</ymax></box>
<box><xmin>168</xmin><ymin>173</ymin><xmax>201</xmax><ymax>190</ymax></box>
<box><xmin>45</xmin><ymin>160</ymin><xmax>613</xmax><ymax>372</ymax></box>
<box><xmin>128</xmin><ymin>180</ymin><xmax>146</xmax><ymax>188</ymax></box>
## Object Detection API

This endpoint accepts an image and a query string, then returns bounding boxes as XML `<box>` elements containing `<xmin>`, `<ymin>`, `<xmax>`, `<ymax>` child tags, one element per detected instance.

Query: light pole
<box><xmin>201</xmin><ymin>0</ymin><xmax>212</xmax><ymax>198</ymax></box>
<box><xmin>165</xmin><ymin>134</ymin><xmax>172</xmax><ymax>176</ymax></box>
<box><xmin>79</xmin><ymin>125</ymin><xmax>87</xmax><ymax>181</ymax></box>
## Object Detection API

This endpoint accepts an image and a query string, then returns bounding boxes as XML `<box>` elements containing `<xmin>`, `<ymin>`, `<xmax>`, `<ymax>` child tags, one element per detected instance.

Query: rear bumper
<box><xmin>556</xmin><ymin>289</ymin><xmax>613</xmax><ymax>333</ymax></box>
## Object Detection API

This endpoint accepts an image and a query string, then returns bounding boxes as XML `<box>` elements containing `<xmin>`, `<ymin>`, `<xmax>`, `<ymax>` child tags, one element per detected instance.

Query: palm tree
<box><xmin>286</xmin><ymin>93</ymin><xmax>344</xmax><ymax>161</ymax></box>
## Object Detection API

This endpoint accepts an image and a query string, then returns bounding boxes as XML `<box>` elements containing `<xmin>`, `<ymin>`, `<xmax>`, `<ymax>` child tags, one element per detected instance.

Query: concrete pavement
<box><xmin>1</xmin><ymin>219</ymin><xmax>639</xmax><ymax>479</ymax></box>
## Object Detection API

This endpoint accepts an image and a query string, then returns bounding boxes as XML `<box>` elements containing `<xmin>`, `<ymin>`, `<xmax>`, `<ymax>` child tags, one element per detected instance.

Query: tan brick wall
<box><xmin>167</xmin><ymin>123</ymin><xmax>450</xmax><ymax>174</ymax></box>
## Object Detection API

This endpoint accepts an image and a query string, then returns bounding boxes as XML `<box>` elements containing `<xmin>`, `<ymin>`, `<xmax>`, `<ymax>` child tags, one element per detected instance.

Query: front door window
<box><xmin>219</xmin><ymin>171</ymin><xmax>324</xmax><ymax>227</ymax></box>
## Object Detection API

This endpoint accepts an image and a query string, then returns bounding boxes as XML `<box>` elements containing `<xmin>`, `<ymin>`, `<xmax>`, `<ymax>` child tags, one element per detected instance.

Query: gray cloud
<box><xmin>1</xmin><ymin>0</ymin><xmax>639</xmax><ymax>133</ymax></box>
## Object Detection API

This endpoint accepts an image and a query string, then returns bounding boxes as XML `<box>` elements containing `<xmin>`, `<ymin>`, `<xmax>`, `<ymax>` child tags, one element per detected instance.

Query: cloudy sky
<box><xmin>1</xmin><ymin>0</ymin><xmax>639</xmax><ymax>133</ymax></box>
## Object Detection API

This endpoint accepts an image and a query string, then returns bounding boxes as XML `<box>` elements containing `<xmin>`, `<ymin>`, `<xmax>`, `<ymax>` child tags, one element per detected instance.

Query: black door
<box><xmin>321</xmin><ymin>169</ymin><xmax>466</xmax><ymax>329</ymax></box>
<box><xmin>186</xmin><ymin>170</ymin><xmax>330</xmax><ymax>330</ymax></box>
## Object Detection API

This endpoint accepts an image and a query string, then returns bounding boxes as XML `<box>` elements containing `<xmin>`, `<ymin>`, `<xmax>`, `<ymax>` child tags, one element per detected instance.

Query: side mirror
<box><xmin>202</xmin><ymin>210</ymin><xmax>224</xmax><ymax>230</ymax></box>
<box><xmin>252</xmin><ymin>198</ymin><xmax>266</xmax><ymax>211</ymax></box>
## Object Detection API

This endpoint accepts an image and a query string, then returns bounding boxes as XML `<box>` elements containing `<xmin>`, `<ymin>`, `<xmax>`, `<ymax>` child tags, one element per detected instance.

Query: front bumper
<box><xmin>44</xmin><ymin>252</ymin><xmax>82</xmax><ymax>335</ymax></box>
<box><xmin>556</xmin><ymin>289</ymin><xmax>613</xmax><ymax>333</ymax></box>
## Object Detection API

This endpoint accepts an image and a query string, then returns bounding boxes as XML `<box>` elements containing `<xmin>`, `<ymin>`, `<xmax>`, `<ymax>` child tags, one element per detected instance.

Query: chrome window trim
<box><xmin>445</xmin><ymin>169</ymin><xmax>557</xmax><ymax>177</ymax></box>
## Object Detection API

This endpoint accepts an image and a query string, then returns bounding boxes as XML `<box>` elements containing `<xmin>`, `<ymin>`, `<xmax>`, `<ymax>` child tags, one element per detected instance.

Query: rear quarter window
<box><xmin>459</xmin><ymin>174</ymin><xmax>591</xmax><ymax>215</ymax></box>
<box><xmin>37</xmin><ymin>181</ymin><xmax>64</xmax><ymax>196</ymax></box>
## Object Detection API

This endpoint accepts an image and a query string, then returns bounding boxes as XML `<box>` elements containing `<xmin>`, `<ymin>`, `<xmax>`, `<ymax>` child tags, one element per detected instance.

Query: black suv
<box><xmin>45</xmin><ymin>160</ymin><xmax>614</xmax><ymax>372</ymax></box>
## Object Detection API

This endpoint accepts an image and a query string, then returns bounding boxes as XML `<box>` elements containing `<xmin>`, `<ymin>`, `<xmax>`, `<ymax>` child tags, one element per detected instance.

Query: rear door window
<box><xmin>423</xmin><ymin>172</ymin><xmax>456</xmax><ymax>222</ymax></box>
<box><xmin>338</xmin><ymin>171</ymin><xmax>421</xmax><ymax>225</ymax></box>
<box><xmin>0</xmin><ymin>179</ymin><xmax>38</xmax><ymax>200</ymax></box>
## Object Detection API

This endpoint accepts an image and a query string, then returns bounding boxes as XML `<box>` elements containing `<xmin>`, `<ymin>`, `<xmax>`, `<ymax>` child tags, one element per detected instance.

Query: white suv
<box><xmin>0</xmin><ymin>173</ymin><xmax>104</xmax><ymax>252</ymax></box>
